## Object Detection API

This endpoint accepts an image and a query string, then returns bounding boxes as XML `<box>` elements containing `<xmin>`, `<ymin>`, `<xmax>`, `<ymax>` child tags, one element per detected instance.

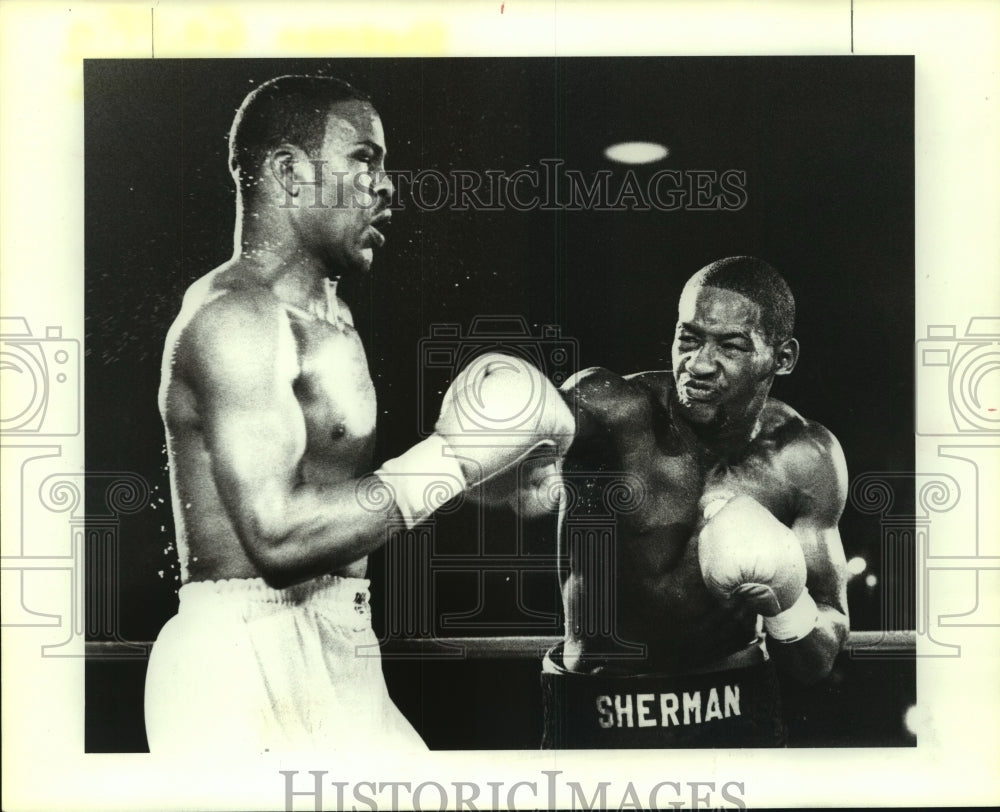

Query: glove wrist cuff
<box><xmin>763</xmin><ymin>588</ymin><xmax>819</xmax><ymax>643</ymax></box>
<box><xmin>374</xmin><ymin>434</ymin><xmax>467</xmax><ymax>529</ymax></box>
<box><xmin>701</xmin><ymin>491</ymin><xmax>737</xmax><ymax>522</ymax></box>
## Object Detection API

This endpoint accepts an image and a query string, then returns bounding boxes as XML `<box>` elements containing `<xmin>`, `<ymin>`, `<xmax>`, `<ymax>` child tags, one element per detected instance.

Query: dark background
<box><xmin>84</xmin><ymin>57</ymin><xmax>914</xmax><ymax>750</ymax></box>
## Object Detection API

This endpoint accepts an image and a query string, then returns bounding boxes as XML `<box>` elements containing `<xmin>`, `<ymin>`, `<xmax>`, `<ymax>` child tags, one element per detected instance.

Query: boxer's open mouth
<box><xmin>365</xmin><ymin>210</ymin><xmax>392</xmax><ymax>247</ymax></box>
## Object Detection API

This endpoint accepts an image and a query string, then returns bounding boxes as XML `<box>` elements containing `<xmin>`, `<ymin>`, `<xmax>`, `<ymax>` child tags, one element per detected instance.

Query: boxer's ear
<box><xmin>773</xmin><ymin>337</ymin><xmax>799</xmax><ymax>376</ymax></box>
<box><xmin>268</xmin><ymin>144</ymin><xmax>309</xmax><ymax>200</ymax></box>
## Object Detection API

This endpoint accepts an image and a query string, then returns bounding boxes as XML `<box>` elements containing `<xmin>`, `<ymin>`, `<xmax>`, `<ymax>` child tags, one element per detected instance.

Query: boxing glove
<box><xmin>374</xmin><ymin>354</ymin><xmax>574</xmax><ymax>528</ymax></box>
<box><xmin>698</xmin><ymin>493</ymin><xmax>818</xmax><ymax>642</ymax></box>
<box><xmin>435</xmin><ymin>353</ymin><xmax>575</xmax><ymax>487</ymax></box>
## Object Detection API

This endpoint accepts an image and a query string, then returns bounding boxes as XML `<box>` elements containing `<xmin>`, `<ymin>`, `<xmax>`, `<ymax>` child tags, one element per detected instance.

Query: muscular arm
<box><xmin>182</xmin><ymin>293</ymin><xmax>402</xmax><ymax>587</ymax></box>
<box><xmin>554</xmin><ymin>369</ymin><xmax>631</xmax><ymax>648</ymax></box>
<box><xmin>769</xmin><ymin>424</ymin><xmax>851</xmax><ymax>684</ymax></box>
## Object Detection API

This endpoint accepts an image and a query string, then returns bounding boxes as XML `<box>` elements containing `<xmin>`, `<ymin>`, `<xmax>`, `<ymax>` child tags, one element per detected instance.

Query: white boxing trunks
<box><xmin>144</xmin><ymin>575</ymin><xmax>426</xmax><ymax>754</ymax></box>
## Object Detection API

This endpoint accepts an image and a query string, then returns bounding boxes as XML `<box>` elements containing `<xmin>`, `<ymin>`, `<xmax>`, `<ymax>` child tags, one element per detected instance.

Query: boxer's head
<box><xmin>229</xmin><ymin>75</ymin><xmax>394</xmax><ymax>275</ymax></box>
<box><xmin>671</xmin><ymin>256</ymin><xmax>799</xmax><ymax>429</ymax></box>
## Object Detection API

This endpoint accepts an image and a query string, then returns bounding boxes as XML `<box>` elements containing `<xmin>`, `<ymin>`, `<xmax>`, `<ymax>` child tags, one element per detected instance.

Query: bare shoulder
<box><xmin>763</xmin><ymin>399</ymin><xmax>849</xmax><ymax>517</ymax></box>
<box><xmin>561</xmin><ymin>366</ymin><xmax>638</xmax><ymax>416</ymax></box>
<box><xmin>560</xmin><ymin>367</ymin><xmax>669</xmax><ymax>441</ymax></box>
<box><xmin>172</xmin><ymin>277</ymin><xmax>295</xmax><ymax>391</ymax></box>
<box><xmin>761</xmin><ymin>399</ymin><xmax>846</xmax><ymax>473</ymax></box>
<box><xmin>622</xmin><ymin>369</ymin><xmax>673</xmax><ymax>388</ymax></box>
<box><xmin>561</xmin><ymin>365</ymin><xmax>625</xmax><ymax>396</ymax></box>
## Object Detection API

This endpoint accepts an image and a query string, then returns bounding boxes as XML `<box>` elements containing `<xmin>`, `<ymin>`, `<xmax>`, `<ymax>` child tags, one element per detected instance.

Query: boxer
<box><xmin>144</xmin><ymin>75</ymin><xmax>573</xmax><ymax>754</ymax></box>
<box><xmin>535</xmin><ymin>256</ymin><xmax>850</xmax><ymax>748</ymax></box>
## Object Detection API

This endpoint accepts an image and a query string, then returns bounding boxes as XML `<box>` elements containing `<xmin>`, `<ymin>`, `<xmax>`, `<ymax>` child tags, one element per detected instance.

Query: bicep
<box><xmin>792</xmin><ymin>518</ymin><xmax>849</xmax><ymax>617</ymax></box>
<box><xmin>204</xmin><ymin>392</ymin><xmax>306</xmax><ymax>535</ymax></box>
<box><xmin>790</xmin><ymin>424</ymin><xmax>850</xmax><ymax>613</ymax></box>
<box><xmin>184</xmin><ymin>305</ymin><xmax>305</xmax><ymax>543</ymax></box>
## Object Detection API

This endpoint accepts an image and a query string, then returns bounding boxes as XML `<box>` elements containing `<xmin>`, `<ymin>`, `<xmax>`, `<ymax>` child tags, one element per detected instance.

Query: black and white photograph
<box><xmin>83</xmin><ymin>55</ymin><xmax>914</xmax><ymax>753</ymax></box>
<box><xmin>2</xmin><ymin>3</ymin><xmax>999</xmax><ymax>810</ymax></box>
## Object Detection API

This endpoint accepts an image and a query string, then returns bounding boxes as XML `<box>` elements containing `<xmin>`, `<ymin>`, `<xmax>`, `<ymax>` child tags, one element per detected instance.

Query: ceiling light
<box><xmin>604</xmin><ymin>141</ymin><xmax>669</xmax><ymax>164</ymax></box>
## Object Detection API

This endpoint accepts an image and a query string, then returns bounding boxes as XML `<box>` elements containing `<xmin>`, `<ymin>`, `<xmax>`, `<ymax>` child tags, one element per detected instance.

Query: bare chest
<box><xmin>288</xmin><ymin>313</ymin><xmax>377</xmax><ymax>480</ymax></box>
<box><xmin>612</xmin><ymin>432</ymin><xmax>799</xmax><ymax>578</ymax></box>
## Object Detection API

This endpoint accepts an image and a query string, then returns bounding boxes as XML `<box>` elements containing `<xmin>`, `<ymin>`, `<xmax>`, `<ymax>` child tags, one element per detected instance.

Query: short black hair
<box><xmin>687</xmin><ymin>256</ymin><xmax>795</xmax><ymax>344</ymax></box>
<box><xmin>228</xmin><ymin>75</ymin><xmax>372</xmax><ymax>196</ymax></box>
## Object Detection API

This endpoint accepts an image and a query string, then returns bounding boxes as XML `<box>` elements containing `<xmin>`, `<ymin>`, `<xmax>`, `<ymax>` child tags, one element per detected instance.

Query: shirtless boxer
<box><xmin>539</xmin><ymin>256</ymin><xmax>850</xmax><ymax>747</ymax></box>
<box><xmin>143</xmin><ymin>75</ymin><xmax>572</xmax><ymax>754</ymax></box>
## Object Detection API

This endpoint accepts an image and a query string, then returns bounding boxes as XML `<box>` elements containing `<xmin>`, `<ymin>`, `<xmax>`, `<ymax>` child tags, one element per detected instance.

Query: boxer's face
<box><xmin>296</xmin><ymin>100</ymin><xmax>393</xmax><ymax>276</ymax></box>
<box><xmin>671</xmin><ymin>285</ymin><xmax>781</xmax><ymax>427</ymax></box>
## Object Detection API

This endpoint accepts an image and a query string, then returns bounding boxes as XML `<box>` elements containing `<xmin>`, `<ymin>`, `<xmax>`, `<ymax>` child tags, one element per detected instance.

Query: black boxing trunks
<box><xmin>540</xmin><ymin>639</ymin><xmax>787</xmax><ymax>748</ymax></box>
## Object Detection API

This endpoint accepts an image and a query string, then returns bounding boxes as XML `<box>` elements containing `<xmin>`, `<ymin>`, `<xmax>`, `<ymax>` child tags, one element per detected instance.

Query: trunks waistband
<box><xmin>177</xmin><ymin>575</ymin><xmax>371</xmax><ymax>614</ymax></box>
<box><xmin>543</xmin><ymin>637</ymin><xmax>766</xmax><ymax>678</ymax></box>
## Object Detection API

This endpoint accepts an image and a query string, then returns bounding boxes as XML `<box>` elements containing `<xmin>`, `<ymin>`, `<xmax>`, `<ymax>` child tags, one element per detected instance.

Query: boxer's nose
<box><xmin>373</xmin><ymin>169</ymin><xmax>395</xmax><ymax>201</ymax></box>
<box><xmin>688</xmin><ymin>343</ymin><xmax>719</xmax><ymax>376</ymax></box>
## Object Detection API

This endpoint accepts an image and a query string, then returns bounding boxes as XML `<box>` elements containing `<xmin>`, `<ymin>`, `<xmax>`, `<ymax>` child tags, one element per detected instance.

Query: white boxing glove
<box><xmin>374</xmin><ymin>354</ymin><xmax>574</xmax><ymax>528</ymax></box>
<box><xmin>699</xmin><ymin>493</ymin><xmax>818</xmax><ymax>643</ymax></box>
<box><xmin>435</xmin><ymin>353</ymin><xmax>575</xmax><ymax>486</ymax></box>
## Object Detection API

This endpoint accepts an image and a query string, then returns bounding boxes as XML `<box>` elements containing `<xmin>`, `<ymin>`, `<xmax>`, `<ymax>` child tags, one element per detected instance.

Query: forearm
<box><xmin>768</xmin><ymin>603</ymin><xmax>849</xmax><ymax>684</ymax></box>
<box><xmin>465</xmin><ymin>455</ymin><xmax>565</xmax><ymax>518</ymax></box>
<box><xmin>239</xmin><ymin>474</ymin><xmax>405</xmax><ymax>587</ymax></box>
